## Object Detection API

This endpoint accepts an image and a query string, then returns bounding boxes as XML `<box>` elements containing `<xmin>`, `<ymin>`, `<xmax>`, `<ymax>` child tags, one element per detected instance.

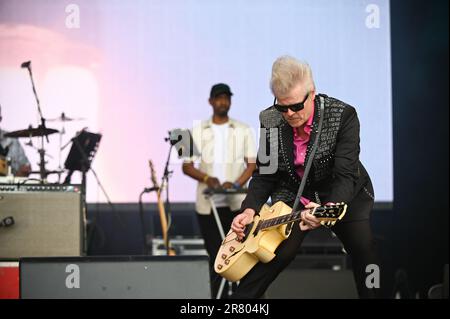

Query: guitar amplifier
<box><xmin>0</xmin><ymin>184</ymin><xmax>84</xmax><ymax>258</ymax></box>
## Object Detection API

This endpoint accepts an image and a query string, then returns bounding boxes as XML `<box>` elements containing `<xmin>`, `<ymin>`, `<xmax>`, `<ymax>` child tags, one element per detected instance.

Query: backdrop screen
<box><xmin>0</xmin><ymin>0</ymin><xmax>392</xmax><ymax>203</ymax></box>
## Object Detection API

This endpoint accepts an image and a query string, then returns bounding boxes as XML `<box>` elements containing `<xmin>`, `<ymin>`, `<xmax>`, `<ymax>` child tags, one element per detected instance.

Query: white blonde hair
<box><xmin>270</xmin><ymin>55</ymin><xmax>315</xmax><ymax>98</ymax></box>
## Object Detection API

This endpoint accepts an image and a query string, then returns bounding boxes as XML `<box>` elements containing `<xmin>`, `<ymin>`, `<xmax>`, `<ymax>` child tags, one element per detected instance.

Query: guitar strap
<box><xmin>285</xmin><ymin>95</ymin><xmax>325</xmax><ymax>235</ymax></box>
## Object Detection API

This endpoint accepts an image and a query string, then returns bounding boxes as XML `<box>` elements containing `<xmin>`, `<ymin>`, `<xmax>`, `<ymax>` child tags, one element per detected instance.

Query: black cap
<box><xmin>210</xmin><ymin>83</ymin><xmax>233</xmax><ymax>98</ymax></box>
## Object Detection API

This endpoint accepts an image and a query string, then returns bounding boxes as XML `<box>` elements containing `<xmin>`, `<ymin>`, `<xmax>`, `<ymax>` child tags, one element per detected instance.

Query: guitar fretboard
<box><xmin>259</xmin><ymin>209</ymin><xmax>308</xmax><ymax>231</ymax></box>
<box><xmin>257</xmin><ymin>204</ymin><xmax>345</xmax><ymax>232</ymax></box>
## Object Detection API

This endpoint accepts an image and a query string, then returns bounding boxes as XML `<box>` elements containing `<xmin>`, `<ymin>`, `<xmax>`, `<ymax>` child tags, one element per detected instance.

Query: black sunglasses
<box><xmin>273</xmin><ymin>93</ymin><xmax>309</xmax><ymax>113</ymax></box>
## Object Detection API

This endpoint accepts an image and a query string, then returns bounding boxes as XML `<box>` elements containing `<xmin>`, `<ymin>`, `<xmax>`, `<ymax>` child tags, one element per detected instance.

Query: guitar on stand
<box><xmin>149</xmin><ymin>160</ymin><xmax>176</xmax><ymax>256</ymax></box>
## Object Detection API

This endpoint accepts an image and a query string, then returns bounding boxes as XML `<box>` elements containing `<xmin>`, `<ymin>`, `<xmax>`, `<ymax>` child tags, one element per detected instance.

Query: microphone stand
<box><xmin>66</xmin><ymin>134</ymin><xmax>123</xmax><ymax>255</ymax></box>
<box><xmin>22</xmin><ymin>61</ymin><xmax>48</xmax><ymax>183</ymax></box>
<box><xmin>162</xmin><ymin>133</ymin><xmax>175</xmax><ymax>255</ymax></box>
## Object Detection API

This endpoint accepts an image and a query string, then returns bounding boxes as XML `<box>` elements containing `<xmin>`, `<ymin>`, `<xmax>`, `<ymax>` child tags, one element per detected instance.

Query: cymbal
<box><xmin>4</xmin><ymin>125</ymin><xmax>59</xmax><ymax>138</ymax></box>
<box><xmin>47</xmin><ymin>112</ymin><xmax>85</xmax><ymax>122</ymax></box>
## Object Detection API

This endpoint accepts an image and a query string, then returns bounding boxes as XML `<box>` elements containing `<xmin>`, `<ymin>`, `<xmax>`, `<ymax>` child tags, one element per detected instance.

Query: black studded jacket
<box><xmin>241</xmin><ymin>94</ymin><xmax>374</xmax><ymax>218</ymax></box>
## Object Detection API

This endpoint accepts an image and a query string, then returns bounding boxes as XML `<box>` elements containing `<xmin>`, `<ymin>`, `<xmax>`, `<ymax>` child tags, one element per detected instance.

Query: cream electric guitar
<box><xmin>214</xmin><ymin>201</ymin><xmax>347</xmax><ymax>282</ymax></box>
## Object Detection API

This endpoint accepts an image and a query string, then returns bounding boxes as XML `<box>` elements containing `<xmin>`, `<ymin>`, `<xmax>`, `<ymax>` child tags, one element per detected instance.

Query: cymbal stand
<box><xmin>57</xmin><ymin>117</ymin><xmax>66</xmax><ymax>183</ymax></box>
<box><xmin>22</xmin><ymin>61</ymin><xmax>49</xmax><ymax>183</ymax></box>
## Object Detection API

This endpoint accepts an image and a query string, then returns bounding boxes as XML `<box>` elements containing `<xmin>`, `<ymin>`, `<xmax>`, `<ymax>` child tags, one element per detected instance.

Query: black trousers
<box><xmin>232</xmin><ymin>187</ymin><xmax>381</xmax><ymax>299</ymax></box>
<box><xmin>196</xmin><ymin>207</ymin><xmax>239</xmax><ymax>299</ymax></box>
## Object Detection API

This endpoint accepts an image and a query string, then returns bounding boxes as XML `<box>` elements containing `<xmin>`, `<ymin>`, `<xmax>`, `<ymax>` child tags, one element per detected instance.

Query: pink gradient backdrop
<box><xmin>0</xmin><ymin>0</ymin><xmax>393</xmax><ymax>203</ymax></box>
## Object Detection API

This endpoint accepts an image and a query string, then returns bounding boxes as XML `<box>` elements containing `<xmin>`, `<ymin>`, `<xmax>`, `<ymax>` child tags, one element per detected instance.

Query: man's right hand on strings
<box><xmin>231</xmin><ymin>208</ymin><xmax>255</xmax><ymax>240</ymax></box>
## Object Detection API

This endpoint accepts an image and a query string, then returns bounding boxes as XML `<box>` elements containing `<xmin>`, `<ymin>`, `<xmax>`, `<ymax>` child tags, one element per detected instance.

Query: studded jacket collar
<box><xmin>241</xmin><ymin>93</ymin><xmax>372</xmax><ymax>213</ymax></box>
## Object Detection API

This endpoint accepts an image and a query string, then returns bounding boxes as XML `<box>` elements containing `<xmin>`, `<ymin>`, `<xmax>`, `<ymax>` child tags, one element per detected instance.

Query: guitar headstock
<box><xmin>148</xmin><ymin>160</ymin><xmax>159</xmax><ymax>188</ymax></box>
<box><xmin>313</xmin><ymin>202</ymin><xmax>347</xmax><ymax>221</ymax></box>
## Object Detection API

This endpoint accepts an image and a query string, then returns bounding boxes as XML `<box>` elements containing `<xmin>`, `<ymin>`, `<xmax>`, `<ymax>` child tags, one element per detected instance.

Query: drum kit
<box><xmin>0</xmin><ymin>112</ymin><xmax>85</xmax><ymax>182</ymax></box>
<box><xmin>0</xmin><ymin>60</ymin><xmax>91</xmax><ymax>183</ymax></box>
<box><xmin>0</xmin><ymin>60</ymin><xmax>103</xmax><ymax>188</ymax></box>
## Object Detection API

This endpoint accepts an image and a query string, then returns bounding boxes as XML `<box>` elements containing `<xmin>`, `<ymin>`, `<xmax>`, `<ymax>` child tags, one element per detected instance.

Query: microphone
<box><xmin>0</xmin><ymin>216</ymin><xmax>15</xmax><ymax>227</ymax></box>
<box><xmin>21</xmin><ymin>61</ymin><xmax>31</xmax><ymax>68</ymax></box>
<box><xmin>166</xmin><ymin>129</ymin><xmax>183</xmax><ymax>146</ymax></box>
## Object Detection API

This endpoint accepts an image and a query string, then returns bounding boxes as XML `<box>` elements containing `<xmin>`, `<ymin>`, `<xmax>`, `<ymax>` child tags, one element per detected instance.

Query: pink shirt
<box><xmin>293</xmin><ymin>104</ymin><xmax>315</xmax><ymax>206</ymax></box>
